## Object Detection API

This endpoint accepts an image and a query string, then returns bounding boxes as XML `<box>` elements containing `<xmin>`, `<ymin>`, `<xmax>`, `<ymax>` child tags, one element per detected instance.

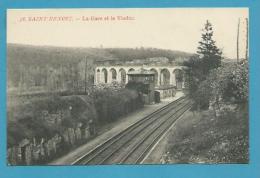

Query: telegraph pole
<box><xmin>245</xmin><ymin>18</ymin><xmax>249</xmax><ymax>60</ymax></box>
<box><xmin>84</xmin><ymin>58</ymin><xmax>88</xmax><ymax>94</ymax></box>
<box><xmin>237</xmin><ymin>18</ymin><xmax>240</xmax><ymax>63</ymax></box>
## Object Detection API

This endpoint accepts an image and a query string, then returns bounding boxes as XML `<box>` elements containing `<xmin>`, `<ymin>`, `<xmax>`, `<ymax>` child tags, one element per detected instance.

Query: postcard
<box><xmin>6</xmin><ymin>7</ymin><xmax>249</xmax><ymax>165</ymax></box>
<box><xmin>1</xmin><ymin>1</ymin><xmax>260</xmax><ymax>178</ymax></box>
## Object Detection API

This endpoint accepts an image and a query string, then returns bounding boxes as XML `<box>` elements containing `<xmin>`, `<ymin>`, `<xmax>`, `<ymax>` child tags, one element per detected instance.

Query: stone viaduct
<box><xmin>94</xmin><ymin>65</ymin><xmax>186</xmax><ymax>88</ymax></box>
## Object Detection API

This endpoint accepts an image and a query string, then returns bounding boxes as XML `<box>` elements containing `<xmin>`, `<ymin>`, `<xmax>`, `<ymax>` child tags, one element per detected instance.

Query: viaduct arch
<box><xmin>95</xmin><ymin>65</ymin><xmax>186</xmax><ymax>88</ymax></box>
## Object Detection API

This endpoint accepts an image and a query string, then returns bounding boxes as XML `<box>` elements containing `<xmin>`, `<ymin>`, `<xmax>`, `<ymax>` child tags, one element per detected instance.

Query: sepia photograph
<box><xmin>6</xmin><ymin>8</ymin><xmax>249</xmax><ymax>166</ymax></box>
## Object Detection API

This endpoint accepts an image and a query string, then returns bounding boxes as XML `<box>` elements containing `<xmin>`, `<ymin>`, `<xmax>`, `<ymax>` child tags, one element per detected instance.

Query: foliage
<box><xmin>8</xmin><ymin>86</ymin><xmax>144</xmax><ymax>147</ymax></box>
<box><xmin>230</xmin><ymin>60</ymin><xmax>249</xmax><ymax>103</ymax></box>
<box><xmin>166</xmin><ymin>107</ymin><xmax>248</xmax><ymax>163</ymax></box>
<box><xmin>105</xmin><ymin>47</ymin><xmax>192</xmax><ymax>62</ymax></box>
<box><xmin>175</xmin><ymin>70</ymin><xmax>184</xmax><ymax>82</ymax></box>
<box><xmin>189</xmin><ymin>59</ymin><xmax>248</xmax><ymax>111</ymax></box>
<box><xmin>184</xmin><ymin>20</ymin><xmax>222</xmax><ymax>79</ymax></box>
<box><xmin>197</xmin><ymin>20</ymin><xmax>222</xmax><ymax>75</ymax></box>
<box><xmin>184</xmin><ymin>20</ymin><xmax>224</xmax><ymax>110</ymax></box>
<box><xmin>184</xmin><ymin>55</ymin><xmax>204</xmax><ymax>94</ymax></box>
<box><xmin>7</xmin><ymin>116</ymin><xmax>61</xmax><ymax>147</ymax></box>
<box><xmin>192</xmin><ymin>80</ymin><xmax>212</xmax><ymax>110</ymax></box>
<box><xmin>92</xmin><ymin>88</ymin><xmax>143</xmax><ymax>124</ymax></box>
<box><xmin>125</xmin><ymin>81</ymin><xmax>146</xmax><ymax>93</ymax></box>
<box><xmin>7</xmin><ymin>95</ymin><xmax>97</xmax><ymax>147</ymax></box>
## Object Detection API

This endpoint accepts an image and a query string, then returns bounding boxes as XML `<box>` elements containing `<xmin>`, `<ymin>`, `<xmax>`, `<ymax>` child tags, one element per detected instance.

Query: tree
<box><xmin>184</xmin><ymin>20</ymin><xmax>222</xmax><ymax>110</ymax></box>
<box><xmin>197</xmin><ymin>20</ymin><xmax>222</xmax><ymax>76</ymax></box>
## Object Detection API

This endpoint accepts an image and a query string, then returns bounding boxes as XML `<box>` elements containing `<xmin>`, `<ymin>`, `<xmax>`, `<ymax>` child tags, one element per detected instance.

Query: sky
<box><xmin>7</xmin><ymin>8</ymin><xmax>248</xmax><ymax>59</ymax></box>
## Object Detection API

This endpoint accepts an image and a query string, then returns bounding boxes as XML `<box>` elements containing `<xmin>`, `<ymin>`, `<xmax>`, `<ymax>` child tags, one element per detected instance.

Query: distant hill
<box><xmin>7</xmin><ymin>43</ymin><xmax>194</xmax><ymax>92</ymax></box>
<box><xmin>7</xmin><ymin>43</ymin><xmax>194</xmax><ymax>66</ymax></box>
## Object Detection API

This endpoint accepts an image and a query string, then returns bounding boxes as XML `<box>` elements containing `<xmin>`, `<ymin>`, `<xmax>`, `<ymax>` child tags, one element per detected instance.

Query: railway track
<box><xmin>72</xmin><ymin>96</ymin><xmax>192</xmax><ymax>165</ymax></box>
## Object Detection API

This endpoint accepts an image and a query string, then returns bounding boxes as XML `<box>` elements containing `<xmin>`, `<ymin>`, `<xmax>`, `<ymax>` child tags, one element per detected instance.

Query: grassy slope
<box><xmin>165</xmin><ymin>106</ymin><xmax>248</xmax><ymax>163</ymax></box>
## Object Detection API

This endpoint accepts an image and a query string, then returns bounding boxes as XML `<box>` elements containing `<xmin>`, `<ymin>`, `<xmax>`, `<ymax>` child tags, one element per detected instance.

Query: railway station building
<box><xmin>127</xmin><ymin>68</ymin><xmax>155</xmax><ymax>104</ymax></box>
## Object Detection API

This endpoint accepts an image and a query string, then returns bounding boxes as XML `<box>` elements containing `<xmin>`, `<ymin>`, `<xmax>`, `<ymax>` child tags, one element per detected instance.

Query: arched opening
<box><xmin>128</xmin><ymin>68</ymin><xmax>135</xmax><ymax>72</ymax></box>
<box><xmin>150</xmin><ymin>68</ymin><xmax>159</xmax><ymax>86</ymax></box>
<box><xmin>96</xmin><ymin>69</ymin><xmax>100</xmax><ymax>83</ymax></box>
<box><xmin>160</xmin><ymin>69</ymin><xmax>170</xmax><ymax>86</ymax></box>
<box><xmin>110</xmin><ymin>68</ymin><xmax>117</xmax><ymax>81</ymax></box>
<box><xmin>174</xmin><ymin>69</ymin><xmax>184</xmax><ymax>89</ymax></box>
<box><xmin>119</xmin><ymin>68</ymin><xmax>126</xmax><ymax>84</ymax></box>
<box><xmin>102</xmin><ymin>68</ymin><xmax>108</xmax><ymax>83</ymax></box>
<box><xmin>127</xmin><ymin>68</ymin><xmax>136</xmax><ymax>82</ymax></box>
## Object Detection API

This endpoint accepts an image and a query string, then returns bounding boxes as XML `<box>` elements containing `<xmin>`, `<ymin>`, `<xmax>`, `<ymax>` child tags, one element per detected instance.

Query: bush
<box><xmin>7</xmin><ymin>95</ymin><xmax>97</xmax><ymax>147</ymax></box>
<box><xmin>125</xmin><ymin>81</ymin><xmax>146</xmax><ymax>93</ymax></box>
<box><xmin>7</xmin><ymin>87</ymin><xmax>144</xmax><ymax>147</ymax></box>
<box><xmin>92</xmin><ymin>88</ymin><xmax>143</xmax><ymax>124</ymax></box>
<box><xmin>187</xmin><ymin>59</ymin><xmax>248</xmax><ymax>110</ymax></box>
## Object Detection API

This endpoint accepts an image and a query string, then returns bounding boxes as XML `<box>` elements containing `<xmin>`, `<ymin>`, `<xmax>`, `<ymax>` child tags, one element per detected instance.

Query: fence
<box><xmin>7</xmin><ymin>126</ymin><xmax>92</xmax><ymax>165</ymax></box>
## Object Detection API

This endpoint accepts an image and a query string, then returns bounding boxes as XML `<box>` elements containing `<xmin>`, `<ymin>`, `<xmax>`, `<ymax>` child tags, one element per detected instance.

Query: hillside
<box><xmin>7</xmin><ymin>43</ymin><xmax>193</xmax><ymax>65</ymax></box>
<box><xmin>7</xmin><ymin>43</ymin><xmax>193</xmax><ymax>92</ymax></box>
